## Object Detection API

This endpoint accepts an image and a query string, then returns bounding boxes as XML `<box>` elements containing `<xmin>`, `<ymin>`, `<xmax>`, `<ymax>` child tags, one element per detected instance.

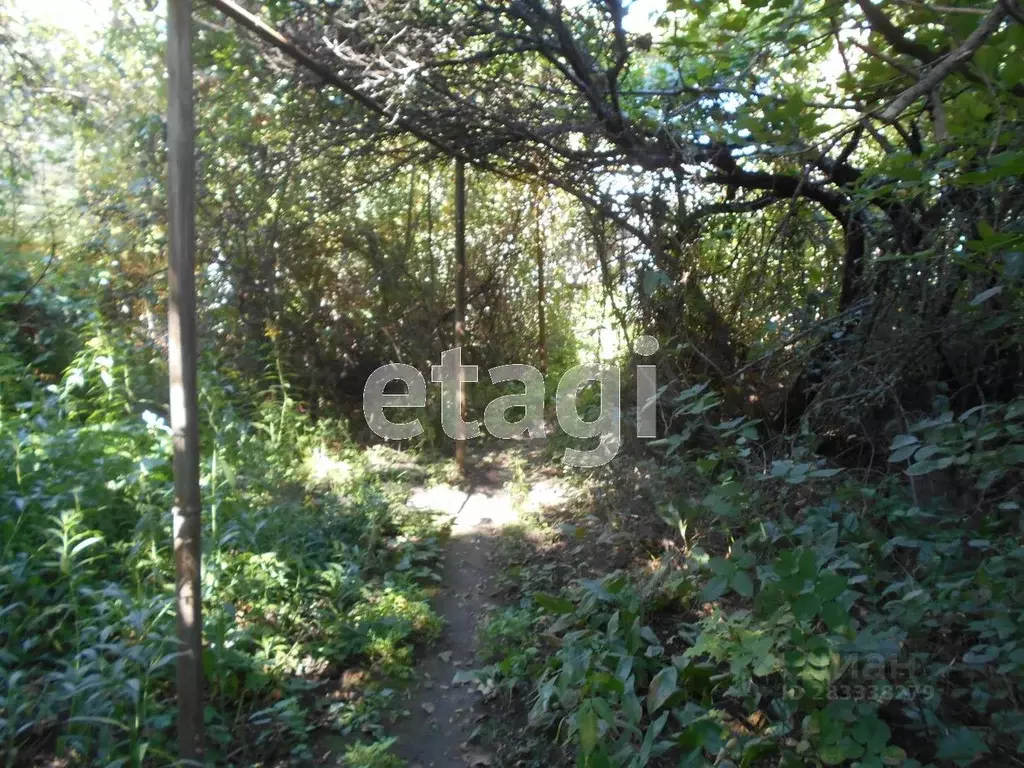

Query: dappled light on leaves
<box><xmin>2</xmin><ymin>0</ymin><xmax>1024</xmax><ymax>764</ymax></box>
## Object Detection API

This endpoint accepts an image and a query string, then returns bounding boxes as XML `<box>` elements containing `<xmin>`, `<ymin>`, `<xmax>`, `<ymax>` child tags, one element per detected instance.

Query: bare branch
<box><xmin>1002</xmin><ymin>0</ymin><xmax>1024</xmax><ymax>25</ymax></box>
<box><xmin>855</xmin><ymin>0</ymin><xmax>938</xmax><ymax>62</ymax></box>
<box><xmin>879</xmin><ymin>4</ymin><xmax>1008</xmax><ymax>121</ymax></box>
<box><xmin>205</xmin><ymin>0</ymin><xmax>465</xmax><ymax>160</ymax></box>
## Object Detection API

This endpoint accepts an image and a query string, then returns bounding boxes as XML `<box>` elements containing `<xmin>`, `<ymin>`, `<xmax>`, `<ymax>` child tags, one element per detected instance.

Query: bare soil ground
<box><xmin>389</xmin><ymin>444</ymin><xmax>563</xmax><ymax>768</ymax></box>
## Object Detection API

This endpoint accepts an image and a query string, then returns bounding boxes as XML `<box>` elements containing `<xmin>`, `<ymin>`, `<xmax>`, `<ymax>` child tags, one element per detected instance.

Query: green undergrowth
<box><xmin>0</xmin><ymin>325</ymin><xmax>445</xmax><ymax>766</ymax></box>
<box><xmin>475</xmin><ymin>385</ymin><xmax>1024</xmax><ymax>768</ymax></box>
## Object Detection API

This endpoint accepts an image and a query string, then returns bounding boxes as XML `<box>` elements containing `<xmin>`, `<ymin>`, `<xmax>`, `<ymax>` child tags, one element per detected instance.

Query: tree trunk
<box><xmin>404</xmin><ymin>169</ymin><xmax>416</xmax><ymax>259</ymax></box>
<box><xmin>535</xmin><ymin>198</ymin><xmax>547</xmax><ymax>375</ymax></box>
<box><xmin>454</xmin><ymin>158</ymin><xmax>467</xmax><ymax>475</ymax></box>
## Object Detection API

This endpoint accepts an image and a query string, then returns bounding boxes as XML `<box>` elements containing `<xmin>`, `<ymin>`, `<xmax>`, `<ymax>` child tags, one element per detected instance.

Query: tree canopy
<box><xmin>2</xmin><ymin>0</ymin><xmax>1024</xmax><ymax>765</ymax></box>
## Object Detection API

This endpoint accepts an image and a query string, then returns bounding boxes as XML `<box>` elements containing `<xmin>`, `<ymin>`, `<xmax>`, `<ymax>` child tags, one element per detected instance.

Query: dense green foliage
<box><xmin>479</xmin><ymin>384</ymin><xmax>1024</xmax><ymax>767</ymax></box>
<box><xmin>1</xmin><ymin>262</ymin><xmax>447</xmax><ymax>764</ymax></box>
<box><xmin>3</xmin><ymin>0</ymin><xmax>1024</xmax><ymax>766</ymax></box>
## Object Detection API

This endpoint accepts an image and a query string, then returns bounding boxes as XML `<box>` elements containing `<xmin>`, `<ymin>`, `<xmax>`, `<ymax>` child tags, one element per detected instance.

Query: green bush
<box><xmin>479</xmin><ymin>387</ymin><xmax>1024</xmax><ymax>767</ymax></box>
<box><xmin>0</xmin><ymin>321</ymin><xmax>445</xmax><ymax>765</ymax></box>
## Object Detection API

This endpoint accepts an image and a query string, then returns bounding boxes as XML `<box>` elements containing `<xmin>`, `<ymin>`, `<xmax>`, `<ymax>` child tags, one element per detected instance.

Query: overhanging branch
<box><xmin>879</xmin><ymin>4</ymin><xmax>1009</xmax><ymax>121</ymax></box>
<box><xmin>205</xmin><ymin>0</ymin><xmax>465</xmax><ymax>161</ymax></box>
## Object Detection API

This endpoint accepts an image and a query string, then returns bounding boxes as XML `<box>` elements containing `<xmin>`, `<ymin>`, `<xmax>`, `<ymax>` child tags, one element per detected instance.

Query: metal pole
<box><xmin>166</xmin><ymin>0</ymin><xmax>204</xmax><ymax>760</ymax></box>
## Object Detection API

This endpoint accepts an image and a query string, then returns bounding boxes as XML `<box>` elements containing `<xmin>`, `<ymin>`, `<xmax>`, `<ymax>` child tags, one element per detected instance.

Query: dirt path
<box><xmin>390</xmin><ymin>447</ymin><xmax>563</xmax><ymax>767</ymax></box>
<box><xmin>390</xmin><ymin>459</ymin><xmax>518</xmax><ymax>768</ymax></box>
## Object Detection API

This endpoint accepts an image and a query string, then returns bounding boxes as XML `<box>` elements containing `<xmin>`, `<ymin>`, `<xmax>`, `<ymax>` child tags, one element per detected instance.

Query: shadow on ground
<box><xmin>387</xmin><ymin>442</ymin><xmax>568</xmax><ymax>768</ymax></box>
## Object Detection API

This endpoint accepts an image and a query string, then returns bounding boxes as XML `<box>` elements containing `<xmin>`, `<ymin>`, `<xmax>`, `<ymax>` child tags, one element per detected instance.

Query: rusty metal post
<box><xmin>166</xmin><ymin>0</ymin><xmax>204</xmax><ymax>760</ymax></box>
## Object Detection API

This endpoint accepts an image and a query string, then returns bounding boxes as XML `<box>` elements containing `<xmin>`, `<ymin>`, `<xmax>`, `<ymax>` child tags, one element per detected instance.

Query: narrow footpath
<box><xmin>391</xmin><ymin>446</ymin><xmax>563</xmax><ymax>767</ymax></box>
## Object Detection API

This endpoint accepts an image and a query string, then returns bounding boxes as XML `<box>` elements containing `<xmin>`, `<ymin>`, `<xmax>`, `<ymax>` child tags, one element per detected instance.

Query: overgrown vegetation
<box><xmin>476</xmin><ymin>383</ymin><xmax>1024</xmax><ymax>767</ymax></box>
<box><xmin>4</xmin><ymin>0</ymin><xmax>1024</xmax><ymax>765</ymax></box>
<box><xmin>1</xmin><ymin>262</ymin><xmax>447</xmax><ymax>764</ymax></box>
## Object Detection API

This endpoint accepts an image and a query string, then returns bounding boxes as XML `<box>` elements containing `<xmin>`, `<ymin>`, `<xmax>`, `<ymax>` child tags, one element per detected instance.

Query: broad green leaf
<box><xmin>935</xmin><ymin>728</ymin><xmax>989</xmax><ymax>763</ymax></box>
<box><xmin>607</xmin><ymin>610</ymin><xmax>620</xmax><ymax>639</ymax></box>
<box><xmin>701</xmin><ymin>575</ymin><xmax>729</xmax><ymax>602</ymax></box>
<box><xmin>752</xmin><ymin>652</ymin><xmax>778</xmax><ymax>677</ymax></box>
<box><xmin>70</xmin><ymin>536</ymin><xmax>103</xmax><ymax>557</ymax></box>
<box><xmin>818</xmin><ymin>742</ymin><xmax>846</xmax><ymax>765</ymax></box>
<box><xmin>820</xmin><ymin>601</ymin><xmax>848</xmax><ymax>631</ymax></box>
<box><xmin>637</xmin><ymin>710</ymin><xmax>669</xmax><ymax>766</ymax></box>
<box><xmin>731</xmin><ymin>570</ymin><xmax>754</xmax><ymax>598</ymax></box>
<box><xmin>578</xmin><ymin>701</ymin><xmax>598</xmax><ymax>756</ymax></box>
<box><xmin>622</xmin><ymin>686</ymin><xmax>643</xmax><ymax>724</ymax></box>
<box><xmin>592</xmin><ymin>697</ymin><xmax>616</xmax><ymax>730</ymax></box>
<box><xmin>808</xmin><ymin>468</ymin><xmax>841</xmax><ymax>478</ymax></box>
<box><xmin>646</xmin><ymin>665</ymin><xmax>678</xmax><ymax>714</ymax></box>
<box><xmin>792</xmin><ymin>594</ymin><xmax>820</xmax><ymax>621</ymax></box>
<box><xmin>912</xmin><ymin>444</ymin><xmax>941</xmax><ymax>461</ymax></box>
<box><xmin>534</xmin><ymin>592</ymin><xmax>575</xmax><ymax>614</ymax></box>
<box><xmin>709</xmin><ymin>556</ymin><xmax>733</xmax><ymax>576</ymax></box>
<box><xmin>888</xmin><ymin>443</ymin><xmax>918</xmax><ymax>462</ymax></box>
<box><xmin>815</xmin><ymin>573</ymin><xmax>848</xmax><ymax>601</ymax></box>
<box><xmin>906</xmin><ymin>457</ymin><xmax>952</xmax><ymax>476</ymax></box>
<box><xmin>890</xmin><ymin>434</ymin><xmax>919</xmax><ymax>450</ymax></box>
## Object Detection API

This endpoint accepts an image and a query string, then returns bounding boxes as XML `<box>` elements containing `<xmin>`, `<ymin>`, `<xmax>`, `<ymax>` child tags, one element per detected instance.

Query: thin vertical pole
<box><xmin>454</xmin><ymin>159</ymin><xmax>467</xmax><ymax>475</ymax></box>
<box><xmin>534</xmin><ymin>196</ymin><xmax>547</xmax><ymax>375</ymax></box>
<box><xmin>167</xmin><ymin>0</ymin><xmax>204</xmax><ymax>760</ymax></box>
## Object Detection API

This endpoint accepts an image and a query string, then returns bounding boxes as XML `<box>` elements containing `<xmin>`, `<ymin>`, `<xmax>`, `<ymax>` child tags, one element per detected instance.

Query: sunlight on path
<box><xmin>390</xmin><ymin>449</ymin><xmax>567</xmax><ymax>767</ymax></box>
<box><xmin>407</xmin><ymin>484</ymin><xmax>519</xmax><ymax>533</ymax></box>
<box><xmin>406</xmin><ymin>465</ymin><xmax>567</xmax><ymax>534</ymax></box>
<box><xmin>526</xmin><ymin>477</ymin><xmax>567</xmax><ymax>510</ymax></box>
